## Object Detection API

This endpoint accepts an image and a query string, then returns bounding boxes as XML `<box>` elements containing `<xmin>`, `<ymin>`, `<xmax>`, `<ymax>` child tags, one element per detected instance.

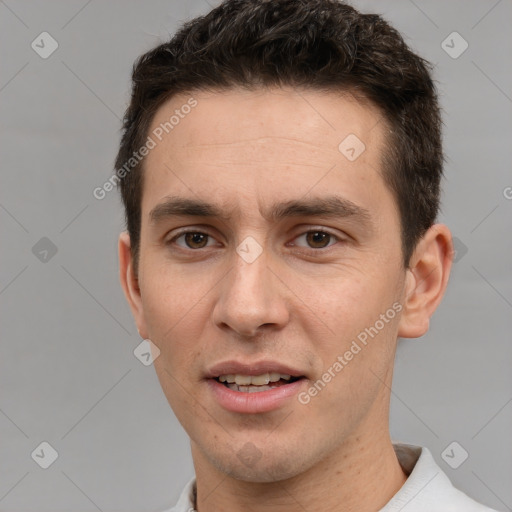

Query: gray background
<box><xmin>1</xmin><ymin>0</ymin><xmax>511</xmax><ymax>510</ymax></box>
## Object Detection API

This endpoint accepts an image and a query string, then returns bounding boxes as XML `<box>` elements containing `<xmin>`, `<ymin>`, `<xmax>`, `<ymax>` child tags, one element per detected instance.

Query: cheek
<box><xmin>312</xmin><ymin>272</ymin><xmax>397</xmax><ymax>341</ymax></box>
<box><xmin>305</xmin><ymin>269</ymin><xmax>401</xmax><ymax>403</ymax></box>
<box><xmin>303</xmin><ymin>309</ymin><xmax>399</xmax><ymax>432</ymax></box>
<box><xmin>139</xmin><ymin>270</ymin><xmax>205</xmax><ymax>364</ymax></box>
<box><xmin>140</xmin><ymin>252</ymin><xmax>204</xmax><ymax>323</ymax></box>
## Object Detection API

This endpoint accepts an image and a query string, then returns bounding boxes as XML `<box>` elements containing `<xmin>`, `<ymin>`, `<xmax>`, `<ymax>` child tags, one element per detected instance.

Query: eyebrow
<box><xmin>149</xmin><ymin>195</ymin><xmax>373</xmax><ymax>227</ymax></box>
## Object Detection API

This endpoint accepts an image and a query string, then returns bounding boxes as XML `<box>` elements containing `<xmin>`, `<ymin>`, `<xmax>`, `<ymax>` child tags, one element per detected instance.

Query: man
<box><xmin>116</xmin><ymin>0</ymin><xmax>498</xmax><ymax>510</ymax></box>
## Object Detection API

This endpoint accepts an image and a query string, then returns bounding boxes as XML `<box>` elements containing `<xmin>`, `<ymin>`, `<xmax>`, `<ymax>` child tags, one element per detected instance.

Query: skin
<box><xmin>119</xmin><ymin>87</ymin><xmax>453</xmax><ymax>512</ymax></box>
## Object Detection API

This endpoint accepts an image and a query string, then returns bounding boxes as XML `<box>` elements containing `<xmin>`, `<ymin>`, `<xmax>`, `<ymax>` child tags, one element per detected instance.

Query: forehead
<box><xmin>148</xmin><ymin>86</ymin><xmax>385</xmax><ymax>151</ymax></box>
<box><xmin>141</xmin><ymin>86</ymin><xmax>393</xmax><ymax>223</ymax></box>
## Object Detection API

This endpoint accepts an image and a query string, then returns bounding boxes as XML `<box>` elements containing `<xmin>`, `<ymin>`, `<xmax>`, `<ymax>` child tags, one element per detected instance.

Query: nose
<box><xmin>212</xmin><ymin>245</ymin><xmax>290</xmax><ymax>338</ymax></box>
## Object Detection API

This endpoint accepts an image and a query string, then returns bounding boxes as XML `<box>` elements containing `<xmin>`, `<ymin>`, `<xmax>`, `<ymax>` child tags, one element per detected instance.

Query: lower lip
<box><xmin>207</xmin><ymin>378</ymin><xmax>306</xmax><ymax>413</ymax></box>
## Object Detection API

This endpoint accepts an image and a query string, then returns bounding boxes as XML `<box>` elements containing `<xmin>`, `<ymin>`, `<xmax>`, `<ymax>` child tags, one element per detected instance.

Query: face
<box><xmin>121</xmin><ymin>87</ymin><xmax>414</xmax><ymax>482</ymax></box>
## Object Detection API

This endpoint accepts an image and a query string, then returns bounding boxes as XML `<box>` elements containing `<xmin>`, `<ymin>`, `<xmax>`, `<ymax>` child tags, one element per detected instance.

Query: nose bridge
<box><xmin>232</xmin><ymin>242</ymin><xmax>269</xmax><ymax>298</ymax></box>
<box><xmin>213</xmin><ymin>238</ymin><xmax>288</xmax><ymax>336</ymax></box>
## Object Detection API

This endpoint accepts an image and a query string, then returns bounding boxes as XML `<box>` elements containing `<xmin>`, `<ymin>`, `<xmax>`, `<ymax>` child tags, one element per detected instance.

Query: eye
<box><xmin>167</xmin><ymin>228</ymin><xmax>344</xmax><ymax>253</ymax></box>
<box><xmin>169</xmin><ymin>231</ymin><xmax>218</xmax><ymax>250</ymax></box>
<box><xmin>291</xmin><ymin>229</ymin><xmax>341</xmax><ymax>250</ymax></box>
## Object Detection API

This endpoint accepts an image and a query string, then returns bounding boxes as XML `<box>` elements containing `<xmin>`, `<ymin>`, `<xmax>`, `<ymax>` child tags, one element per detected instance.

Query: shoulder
<box><xmin>159</xmin><ymin>477</ymin><xmax>196</xmax><ymax>512</ymax></box>
<box><xmin>381</xmin><ymin>443</ymin><xmax>500</xmax><ymax>512</ymax></box>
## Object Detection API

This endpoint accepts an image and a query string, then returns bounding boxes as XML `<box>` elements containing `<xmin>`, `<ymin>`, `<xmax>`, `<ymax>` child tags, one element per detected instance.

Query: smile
<box><xmin>216</xmin><ymin>373</ymin><xmax>300</xmax><ymax>393</ymax></box>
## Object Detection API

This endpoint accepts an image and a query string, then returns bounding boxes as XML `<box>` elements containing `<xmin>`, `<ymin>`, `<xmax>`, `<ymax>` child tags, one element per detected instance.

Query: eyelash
<box><xmin>166</xmin><ymin>228</ymin><xmax>345</xmax><ymax>253</ymax></box>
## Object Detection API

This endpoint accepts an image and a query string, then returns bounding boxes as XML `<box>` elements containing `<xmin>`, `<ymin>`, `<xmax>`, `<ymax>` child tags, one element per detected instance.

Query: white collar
<box><xmin>164</xmin><ymin>443</ymin><xmax>498</xmax><ymax>511</ymax></box>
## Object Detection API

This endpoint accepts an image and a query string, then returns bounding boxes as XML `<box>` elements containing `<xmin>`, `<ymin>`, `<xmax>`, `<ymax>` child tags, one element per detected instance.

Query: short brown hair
<box><xmin>115</xmin><ymin>0</ymin><xmax>443</xmax><ymax>273</ymax></box>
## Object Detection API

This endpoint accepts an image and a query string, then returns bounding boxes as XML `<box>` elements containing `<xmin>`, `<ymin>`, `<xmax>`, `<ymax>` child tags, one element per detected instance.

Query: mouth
<box><xmin>205</xmin><ymin>361</ymin><xmax>307</xmax><ymax>413</ymax></box>
<box><xmin>214</xmin><ymin>372</ymin><xmax>303</xmax><ymax>393</ymax></box>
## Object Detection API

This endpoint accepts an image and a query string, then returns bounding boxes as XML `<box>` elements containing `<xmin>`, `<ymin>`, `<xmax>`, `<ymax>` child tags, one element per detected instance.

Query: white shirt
<box><xmin>163</xmin><ymin>443</ymin><xmax>499</xmax><ymax>511</ymax></box>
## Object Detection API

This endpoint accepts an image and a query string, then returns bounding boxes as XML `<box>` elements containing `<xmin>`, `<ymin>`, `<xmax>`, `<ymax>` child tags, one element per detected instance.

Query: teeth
<box><xmin>227</xmin><ymin>383</ymin><xmax>272</xmax><ymax>393</ymax></box>
<box><xmin>249</xmin><ymin>373</ymin><xmax>269</xmax><ymax>385</ymax></box>
<box><xmin>218</xmin><ymin>373</ymin><xmax>292</xmax><ymax>385</ymax></box>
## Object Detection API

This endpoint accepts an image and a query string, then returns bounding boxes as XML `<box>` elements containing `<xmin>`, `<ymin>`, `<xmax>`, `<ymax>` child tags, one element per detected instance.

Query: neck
<box><xmin>192</xmin><ymin>428</ymin><xmax>408</xmax><ymax>512</ymax></box>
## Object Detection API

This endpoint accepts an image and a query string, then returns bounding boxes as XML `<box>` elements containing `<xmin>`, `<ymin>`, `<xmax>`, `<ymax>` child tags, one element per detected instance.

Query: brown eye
<box><xmin>169</xmin><ymin>231</ymin><xmax>215</xmax><ymax>250</ymax></box>
<box><xmin>305</xmin><ymin>231</ymin><xmax>333</xmax><ymax>249</ymax></box>
<box><xmin>183</xmin><ymin>232</ymin><xmax>209</xmax><ymax>249</ymax></box>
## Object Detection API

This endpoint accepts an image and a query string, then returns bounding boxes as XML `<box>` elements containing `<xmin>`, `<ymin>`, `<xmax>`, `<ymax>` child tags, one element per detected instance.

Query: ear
<box><xmin>398</xmin><ymin>224</ymin><xmax>453</xmax><ymax>338</ymax></box>
<box><xmin>118</xmin><ymin>231</ymin><xmax>149</xmax><ymax>339</ymax></box>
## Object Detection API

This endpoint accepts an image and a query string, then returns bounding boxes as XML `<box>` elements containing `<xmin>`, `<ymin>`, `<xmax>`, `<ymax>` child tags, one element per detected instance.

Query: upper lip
<box><xmin>205</xmin><ymin>360</ymin><xmax>305</xmax><ymax>379</ymax></box>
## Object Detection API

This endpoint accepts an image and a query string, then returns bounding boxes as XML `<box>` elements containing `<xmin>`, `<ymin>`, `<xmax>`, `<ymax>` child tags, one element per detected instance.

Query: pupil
<box><xmin>308</xmin><ymin>231</ymin><xmax>329</xmax><ymax>248</ymax></box>
<box><xmin>186</xmin><ymin>233</ymin><xmax>207</xmax><ymax>248</ymax></box>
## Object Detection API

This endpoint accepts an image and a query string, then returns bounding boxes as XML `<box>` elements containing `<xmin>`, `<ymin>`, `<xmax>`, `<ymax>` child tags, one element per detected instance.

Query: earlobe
<box><xmin>118</xmin><ymin>231</ymin><xmax>148</xmax><ymax>339</ymax></box>
<box><xmin>397</xmin><ymin>224</ymin><xmax>453</xmax><ymax>339</ymax></box>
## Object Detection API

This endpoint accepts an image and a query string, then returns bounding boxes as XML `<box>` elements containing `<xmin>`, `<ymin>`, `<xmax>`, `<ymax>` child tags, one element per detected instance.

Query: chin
<box><xmin>207</xmin><ymin>444</ymin><xmax>311</xmax><ymax>483</ymax></box>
